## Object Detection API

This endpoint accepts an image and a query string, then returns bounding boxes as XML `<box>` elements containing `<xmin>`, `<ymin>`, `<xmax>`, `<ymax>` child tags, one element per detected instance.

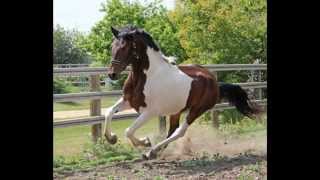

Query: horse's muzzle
<box><xmin>108</xmin><ymin>72</ymin><xmax>118</xmax><ymax>80</ymax></box>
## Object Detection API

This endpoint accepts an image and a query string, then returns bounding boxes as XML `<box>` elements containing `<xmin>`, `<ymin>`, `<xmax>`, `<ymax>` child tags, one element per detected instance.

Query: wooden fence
<box><xmin>53</xmin><ymin>64</ymin><xmax>90</xmax><ymax>68</ymax></box>
<box><xmin>53</xmin><ymin>64</ymin><xmax>267</xmax><ymax>142</ymax></box>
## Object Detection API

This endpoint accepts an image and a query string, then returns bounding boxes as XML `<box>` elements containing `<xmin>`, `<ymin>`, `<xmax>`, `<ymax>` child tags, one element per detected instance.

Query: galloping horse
<box><xmin>104</xmin><ymin>25</ymin><xmax>261</xmax><ymax>159</ymax></box>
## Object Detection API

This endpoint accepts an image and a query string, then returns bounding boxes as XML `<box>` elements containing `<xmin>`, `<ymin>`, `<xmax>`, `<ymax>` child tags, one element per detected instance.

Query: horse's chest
<box><xmin>123</xmin><ymin>77</ymin><xmax>147</xmax><ymax>113</ymax></box>
<box><xmin>141</xmin><ymin>71</ymin><xmax>193</xmax><ymax>115</ymax></box>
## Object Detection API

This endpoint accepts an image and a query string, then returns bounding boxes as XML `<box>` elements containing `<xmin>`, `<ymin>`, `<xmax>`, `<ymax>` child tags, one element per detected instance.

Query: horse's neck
<box><xmin>145</xmin><ymin>47</ymin><xmax>172</xmax><ymax>78</ymax></box>
<box><xmin>130</xmin><ymin>47</ymin><xmax>174</xmax><ymax>84</ymax></box>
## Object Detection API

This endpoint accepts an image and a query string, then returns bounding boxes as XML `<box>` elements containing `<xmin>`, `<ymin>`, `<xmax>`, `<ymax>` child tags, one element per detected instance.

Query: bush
<box><xmin>219</xmin><ymin>116</ymin><xmax>266</xmax><ymax>135</ymax></box>
<box><xmin>89</xmin><ymin>61</ymin><xmax>105</xmax><ymax>67</ymax></box>
<box><xmin>53</xmin><ymin>79</ymin><xmax>73</xmax><ymax>94</ymax></box>
<box><xmin>219</xmin><ymin>109</ymin><xmax>245</xmax><ymax>124</ymax></box>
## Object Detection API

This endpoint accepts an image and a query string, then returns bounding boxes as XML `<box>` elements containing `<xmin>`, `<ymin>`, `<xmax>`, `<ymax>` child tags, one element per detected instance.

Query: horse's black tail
<box><xmin>218</xmin><ymin>82</ymin><xmax>262</xmax><ymax>118</ymax></box>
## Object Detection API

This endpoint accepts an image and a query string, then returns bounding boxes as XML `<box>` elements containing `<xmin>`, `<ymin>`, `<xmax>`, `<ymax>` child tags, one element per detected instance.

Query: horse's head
<box><xmin>108</xmin><ymin>25</ymin><xmax>160</xmax><ymax>80</ymax></box>
<box><xmin>108</xmin><ymin>26</ymin><xmax>143</xmax><ymax>80</ymax></box>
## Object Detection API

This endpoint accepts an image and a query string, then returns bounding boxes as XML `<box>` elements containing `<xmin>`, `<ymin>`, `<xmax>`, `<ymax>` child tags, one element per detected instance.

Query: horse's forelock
<box><xmin>116</xmin><ymin>25</ymin><xmax>159</xmax><ymax>51</ymax></box>
<box><xmin>118</xmin><ymin>25</ymin><xmax>140</xmax><ymax>37</ymax></box>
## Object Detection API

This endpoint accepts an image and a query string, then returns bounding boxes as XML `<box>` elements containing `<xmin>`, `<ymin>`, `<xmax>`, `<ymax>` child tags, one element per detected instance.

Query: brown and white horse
<box><xmin>104</xmin><ymin>26</ymin><xmax>261</xmax><ymax>160</ymax></box>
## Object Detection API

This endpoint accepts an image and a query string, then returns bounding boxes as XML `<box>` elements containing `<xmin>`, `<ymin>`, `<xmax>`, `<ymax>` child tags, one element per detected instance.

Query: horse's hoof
<box><xmin>142</xmin><ymin>150</ymin><xmax>157</xmax><ymax>160</ymax></box>
<box><xmin>142</xmin><ymin>153</ymin><xmax>149</xmax><ymax>160</ymax></box>
<box><xmin>163</xmin><ymin>144</ymin><xmax>168</xmax><ymax>149</ymax></box>
<box><xmin>105</xmin><ymin>133</ymin><xmax>117</xmax><ymax>144</ymax></box>
<box><xmin>138</xmin><ymin>137</ymin><xmax>152</xmax><ymax>147</ymax></box>
<box><xmin>143</xmin><ymin>137</ymin><xmax>152</xmax><ymax>147</ymax></box>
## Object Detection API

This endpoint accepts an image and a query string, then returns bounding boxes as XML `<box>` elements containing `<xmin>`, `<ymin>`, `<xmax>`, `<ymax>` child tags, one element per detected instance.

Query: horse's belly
<box><xmin>155</xmin><ymin>93</ymin><xmax>189</xmax><ymax>115</ymax></box>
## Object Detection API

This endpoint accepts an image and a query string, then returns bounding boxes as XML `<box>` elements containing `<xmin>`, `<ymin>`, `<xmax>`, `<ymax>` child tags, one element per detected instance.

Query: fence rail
<box><xmin>53</xmin><ymin>64</ymin><xmax>266</xmax><ymax>76</ymax></box>
<box><xmin>53</xmin><ymin>82</ymin><xmax>266</xmax><ymax>103</ymax></box>
<box><xmin>54</xmin><ymin>99</ymin><xmax>267</xmax><ymax>128</ymax></box>
<box><xmin>54</xmin><ymin>91</ymin><xmax>123</xmax><ymax>102</ymax></box>
<box><xmin>53</xmin><ymin>64</ymin><xmax>267</xmax><ymax>140</ymax></box>
<box><xmin>53</xmin><ymin>64</ymin><xmax>90</xmax><ymax>68</ymax></box>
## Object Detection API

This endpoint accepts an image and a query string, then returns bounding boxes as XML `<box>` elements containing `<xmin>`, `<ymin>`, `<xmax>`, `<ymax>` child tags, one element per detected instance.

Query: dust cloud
<box><xmin>158</xmin><ymin>123</ymin><xmax>266</xmax><ymax>160</ymax></box>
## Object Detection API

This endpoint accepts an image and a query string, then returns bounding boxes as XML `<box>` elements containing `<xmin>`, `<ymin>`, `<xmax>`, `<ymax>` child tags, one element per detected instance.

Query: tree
<box><xmin>171</xmin><ymin>0</ymin><xmax>266</xmax><ymax>65</ymax></box>
<box><xmin>82</xmin><ymin>0</ymin><xmax>187</xmax><ymax>65</ymax></box>
<box><xmin>53</xmin><ymin>25</ymin><xmax>92</xmax><ymax>64</ymax></box>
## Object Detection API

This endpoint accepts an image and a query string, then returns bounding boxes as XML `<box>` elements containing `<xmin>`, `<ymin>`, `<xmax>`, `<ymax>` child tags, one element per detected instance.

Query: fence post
<box><xmin>159</xmin><ymin>116</ymin><xmax>166</xmax><ymax>135</ymax></box>
<box><xmin>90</xmin><ymin>74</ymin><xmax>102</xmax><ymax>143</ymax></box>
<box><xmin>249</xmin><ymin>69</ymin><xmax>256</xmax><ymax>99</ymax></box>
<box><xmin>254</xmin><ymin>59</ymin><xmax>262</xmax><ymax>100</ymax></box>
<box><xmin>212</xmin><ymin>71</ymin><xmax>219</xmax><ymax>129</ymax></box>
<box><xmin>258</xmin><ymin>71</ymin><xmax>262</xmax><ymax>99</ymax></box>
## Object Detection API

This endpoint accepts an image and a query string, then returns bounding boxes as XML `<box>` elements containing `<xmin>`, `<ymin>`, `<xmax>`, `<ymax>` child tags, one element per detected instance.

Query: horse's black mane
<box><xmin>118</xmin><ymin>25</ymin><xmax>159</xmax><ymax>51</ymax></box>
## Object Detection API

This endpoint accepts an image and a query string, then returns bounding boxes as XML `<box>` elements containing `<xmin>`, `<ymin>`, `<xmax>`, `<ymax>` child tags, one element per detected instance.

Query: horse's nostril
<box><xmin>108</xmin><ymin>73</ymin><xmax>117</xmax><ymax>80</ymax></box>
<box><xmin>108</xmin><ymin>73</ymin><xmax>113</xmax><ymax>78</ymax></box>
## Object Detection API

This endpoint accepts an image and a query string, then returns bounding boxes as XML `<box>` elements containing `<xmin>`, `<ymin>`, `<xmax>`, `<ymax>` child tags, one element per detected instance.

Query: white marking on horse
<box><xmin>104</xmin><ymin>97</ymin><xmax>131</xmax><ymax>141</ymax></box>
<box><xmin>139</xmin><ymin>47</ymin><xmax>193</xmax><ymax>116</ymax></box>
<box><xmin>125</xmin><ymin>111</ymin><xmax>154</xmax><ymax>146</ymax></box>
<box><xmin>161</xmin><ymin>53</ymin><xmax>177</xmax><ymax>65</ymax></box>
<box><xmin>145</xmin><ymin>120</ymin><xmax>189</xmax><ymax>158</ymax></box>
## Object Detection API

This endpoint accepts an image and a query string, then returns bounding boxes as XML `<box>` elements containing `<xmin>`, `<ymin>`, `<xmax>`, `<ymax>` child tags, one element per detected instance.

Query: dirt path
<box><xmin>54</xmin><ymin>108</ymin><xmax>137</xmax><ymax>120</ymax></box>
<box><xmin>55</xmin><ymin>153</ymin><xmax>266</xmax><ymax>180</ymax></box>
<box><xmin>54</xmin><ymin>124</ymin><xmax>267</xmax><ymax>179</ymax></box>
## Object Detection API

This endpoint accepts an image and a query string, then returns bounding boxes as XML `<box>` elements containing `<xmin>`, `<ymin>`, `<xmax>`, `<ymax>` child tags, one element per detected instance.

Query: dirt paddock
<box><xmin>55</xmin><ymin>123</ymin><xmax>267</xmax><ymax>179</ymax></box>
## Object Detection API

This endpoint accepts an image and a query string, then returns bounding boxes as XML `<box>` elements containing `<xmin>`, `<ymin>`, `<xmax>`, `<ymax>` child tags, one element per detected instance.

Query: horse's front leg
<box><xmin>104</xmin><ymin>97</ymin><xmax>131</xmax><ymax>144</ymax></box>
<box><xmin>125</xmin><ymin>112</ymin><xmax>154</xmax><ymax>147</ymax></box>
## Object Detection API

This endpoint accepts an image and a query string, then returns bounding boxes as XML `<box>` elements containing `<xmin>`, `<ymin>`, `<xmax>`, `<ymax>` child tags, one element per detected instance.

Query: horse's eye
<box><xmin>120</xmin><ymin>40</ymin><xmax>126</xmax><ymax>47</ymax></box>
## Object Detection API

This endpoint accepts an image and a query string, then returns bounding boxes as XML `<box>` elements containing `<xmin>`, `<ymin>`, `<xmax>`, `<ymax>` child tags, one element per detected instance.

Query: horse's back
<box><xmin>178</xmin><ymin>64</ymin><xmax>219</xmax><ymax>110</ymax></box>
<box><xmin>178</xmin><ymin>64</ymin><xmax>215</xmax><ymax>79</ymax></box>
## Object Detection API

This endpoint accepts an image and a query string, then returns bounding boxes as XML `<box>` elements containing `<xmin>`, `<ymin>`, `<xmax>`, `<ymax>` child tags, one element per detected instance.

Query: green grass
<box><xmin>237</xmin><ymin>161</ymin><xmax>267</xmax><ymax>180</ymax></box>
<box><xmin>54</xmin><ymin>96</ymin><xmax>120</xmax><ymax>112</ymax></box>
<box><xmin>53</xmin><ymin>117</ymin><xmax>163</xmax><ymax>174</ymax></box>
<box><xmin>54</xmin><ymin>117</ymin><xmax>167</xmax><ymax>174</ymax></box>
<box><xmin>54</xmin><ymin>141</ymin><xmax>140</xmax><ymax>173</ymax></box>
<box><xmin>218</xmin><ymin>116</ymin><xmax>266</xmax><ymax>136</ymax></box>
<box><xmin>154</xmin><ymin>176</ymin><xmax>166</xmax><ymax>180</ymax></box>
<box><xmin>54</xmin><ymin>125</ymin><xmax>92</xmax><ymax>157</ymax></box>
<box><xmin>54</xmin><ymin>117</ymin><xmax>155</xmax><ymax>173</ymax></box>
<box><xmin>54</xmin><ymin>117</ymin><xmax>160</xmax><ymax>157</ymax></box>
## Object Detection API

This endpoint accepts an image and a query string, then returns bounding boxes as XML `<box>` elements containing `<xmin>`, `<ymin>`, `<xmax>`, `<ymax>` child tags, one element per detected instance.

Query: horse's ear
<box><xmin>111</xmin><ymin>26</ymin><xmax>119</xmax><ymax>38</ymax></box>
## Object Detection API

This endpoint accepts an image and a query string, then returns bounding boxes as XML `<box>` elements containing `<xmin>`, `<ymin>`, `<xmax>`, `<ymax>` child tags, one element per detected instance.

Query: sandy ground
<box><xmin>55</xmin><ymin>154</ymin><xmax>267</xmax><ymax>180</ymax></box>
<box><xmin>54</xmin><ymin>122</ymin><xmax>267</xmax><ymax>179</ymax></box>
<box><xmin>54</xmin><ymin>108</ymin><xmax>137</xmax><ymax>120</ymax></box>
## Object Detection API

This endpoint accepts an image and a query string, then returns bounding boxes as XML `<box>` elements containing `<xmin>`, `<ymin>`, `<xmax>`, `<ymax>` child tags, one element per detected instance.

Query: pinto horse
<box><xmin>104</xmin><ymin>26</ymin><xmax>261</xmax><ymax>160</ymax></box>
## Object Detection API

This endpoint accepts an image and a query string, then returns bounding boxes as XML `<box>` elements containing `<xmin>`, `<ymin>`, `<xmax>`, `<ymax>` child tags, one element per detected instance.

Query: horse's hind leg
<box><xmin>161</xmin><ymin>112</ymin><xmax>181</xmax><ymax>150</ymax></box>
<box><xmin>143</xmin><ymin>109</ymin><xmax>204</xmax><ymax>159</ymax></box>
<box><xmin>143</xmin><ymin>107</ymin><xmax>210</xmax><ymax>159</ymax></box>
<box><xmin>167</xmin><ymin>112</ymin><xmax>181</xmax><ymax>138</ymax></box>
